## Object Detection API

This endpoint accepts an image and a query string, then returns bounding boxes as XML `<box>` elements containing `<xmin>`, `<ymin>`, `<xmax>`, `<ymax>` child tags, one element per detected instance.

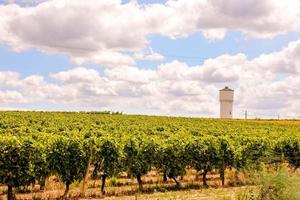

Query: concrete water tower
<box><xmin>219</xmin><ymin>86</ymin><xmax>234</xmax><ymax>119</ymax></box>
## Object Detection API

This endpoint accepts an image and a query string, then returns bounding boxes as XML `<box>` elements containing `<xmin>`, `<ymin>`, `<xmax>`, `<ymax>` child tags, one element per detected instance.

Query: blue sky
<box><xmin>2</xmin><ymin>31</ymin><xmax>300</xmax><ymax>75</ymax></box>
<box><xmin>0</xmin><ymin>0</ymin><xmax>300</xmax><ymax>118</ymax></box>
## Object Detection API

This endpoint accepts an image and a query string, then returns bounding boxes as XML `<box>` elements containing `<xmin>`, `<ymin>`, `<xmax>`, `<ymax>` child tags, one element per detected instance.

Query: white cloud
<box><xmin>0</xmin><ymin>0</ymin><xmax>299</xmax><ymax>66</ymax></box>
<box><xmin>2</xmin><ymin>0</ymin><xmax>47</xmax><ymax>6</ymax></box>
<box><xmin>0</xmin><ymin>0</ymin><xmax>300</xmax><ymax>117</ymax></box>
<box><xmin>0</xmin><ymin>0</ymin><xmax>147</xmax><ymax>66</ymax></box>
<box><xmin>2</xmin><ymin>38</ymin><xmax>300</xmax><ymax>118</ymax></box>
<box><xmin>4</xmin><ymin>0</ymin><xmax>45</xmax><ymax>3</ymax></box>
<box><xmin>50</xmin><ymin>67</ymin><xmax>101</xmax><ymax>83</ymax></box>
<box><xmin>133</xmin><ymin>48</ymin><xmax>164</xmax><ymax>61</ymax></box>
<box><xmin>0</xmin><ymin>71</ymin><xmax>20</xmax><ymax>87</ymax></box>
<box><xmin>0</xmin><ymin>90</ymin><xmax>24</xmax><ymax>103</ymax></box>
<box><xmin>188</xmin><ymin>54</ymin><xmax>246</xmax><ymax>82</ymax></box>
<box><xmin>133</xmin><ymin>52</ymin><xmax>164</xmax><ymax>61</ymax></box>
<box><xmin>156</xmin><ymin>0</ymin><xmax>300</xmax><ymax>40</ymax></box>
<box><xmin>105</xmin><ymin>66</ymin><xmax>156</xmax><ymax>84</ymax></box>
<box><xmin>157</xmin><ymin>61</ymin><xmax>189</xmax><ymax>80</ymax></box>
<box><xmin>71</xmin><ymin>51</ymin><xmax>136</xmax><ymax>67</ymax></box>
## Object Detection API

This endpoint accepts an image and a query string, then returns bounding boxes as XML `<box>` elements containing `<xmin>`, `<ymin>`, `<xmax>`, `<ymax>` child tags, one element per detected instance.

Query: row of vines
<box><xmin>0</xmin><ymin>111</ymin><xmax>300</xmax><ymax>199</ymax></box>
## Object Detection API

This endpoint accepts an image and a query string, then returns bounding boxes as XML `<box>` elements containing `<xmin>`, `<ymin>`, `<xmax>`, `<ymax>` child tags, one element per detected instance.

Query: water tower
<box><xmin>219</xmin><ymin>86</ymin><xmax>234</xmax><ymax>119</ymax></box>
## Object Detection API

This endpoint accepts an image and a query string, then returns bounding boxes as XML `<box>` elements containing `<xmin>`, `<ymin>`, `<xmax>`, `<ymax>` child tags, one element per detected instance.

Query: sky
<box><xmin>0</xmin><ymin>0</ymin><xmax>300</xmax><ymax>119</ymax></box>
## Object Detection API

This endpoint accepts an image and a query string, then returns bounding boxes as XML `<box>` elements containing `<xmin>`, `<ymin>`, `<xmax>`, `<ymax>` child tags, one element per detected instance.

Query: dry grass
<box><xmin>81</xmin><ymin>186</ymin><xmax>253</xmax><ymax>200</ymax></box>
<box><xmin>1</xmin><ymin>167</ymin><xmax>296</xmax><ymax>200</ymax></box>
<box><xmin>0</xmin><ymin>168</ymin><xmax>248</xmax><ymax>200</ymax></box>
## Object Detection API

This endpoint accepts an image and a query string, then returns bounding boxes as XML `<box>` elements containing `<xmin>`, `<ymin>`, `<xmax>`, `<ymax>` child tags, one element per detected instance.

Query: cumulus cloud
<box><xmin>2</xmin><ymin>0</ymin><xmax>47</xmax><ymax>6</ymax></box>
<box><xmin>70</xmin><ymin>51</ymin><xmax>136</xmax><ymax>67</ymax></box>
<box><xmin>0</xmin><ymin>71</ymin><xmax>20</xmax><ymax>87</ymax></box>
<box><xmin>0</xmin><ymin>90</ymin><xmax>24</xmax><ymax>103</ymax></box>
<box><xmin>188</xmin><ymin>54</ymin><xmax>246</xmax><ymax>82</ymax></box>
<box><xmin>157</xmin><ymin>61</ymin><xmax>189</xmax><ymax>80</ymax></box>
<box><xmin>133</xmin><ymin>48</ymin><xmax>164</xmax><ymax>61</ymax></box>
<box><xmin>0</xmin><ymin>0</ymin><xmax>300</xmax><ymax>117</ymax></box>
<box><xmin>0</xmin><ymin>0</ymin><xmax>147</xmax><ymax>66</ymax></box>
<box><xmin>1</xmin><ymin>38</ymin><xmax>300</xmax><ymax>118</ymax></box>
<box><xmin>50</xmin><ymin>67</ymin><xmax>101</xmax><ymax>83</ymax></box>
<box><xmin>0</xmin><ymin>0</ymin><xmax>299</xmax><ymax>67</ymax></box>
<box><xmin>104</xmin><ymin>66</ymin><xmax>156</xmax><ymax>84</ymax></box>
<box><xmin>153</xmin><ymin>0</ymin><xmax>300</xmax><ymax>39</ymax></box>
<box><xmin>133</xmin><ymin>52</ymin><xmax>164</xmax><ymax>61</ymax></box>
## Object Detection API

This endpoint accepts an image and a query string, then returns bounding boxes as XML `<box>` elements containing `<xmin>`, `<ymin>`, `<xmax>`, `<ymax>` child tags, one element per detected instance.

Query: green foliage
<box><xmin>123</xmin><ymin>137</ymin><xmax>158</xmax><ymax>178</ymax></box>
<box><xmin>275</xmin><ymin>138</ymin><xmax>300</xmax><ymax>170</ymax></box>
<box><xmin>0</xmin><ymin>135</ymin><xmax>35</xmax><ymax>199</ymax></box>
<box><xmin>234</xmin><ymin>137</ymin><xmax>271</xmax><ymax>171</ymax></box>
<box><xmin>0</xmin><ymin>111</ymin><xmax>300</xmax><ymax>196</ymax></box>
<box><xmin>236</xmin><ymin>169</ymin><xmax>300</xmax><ymax>200</ymax></box>
<box><xmin>31</xmin><ymin>135</ymin><xmax>51</xmax><ymax>190</ymax></box>
<box><xmin>94</xmin><ymin>137</ymin><xmax>123</xmax><ymax>177</ymax></box>
<box><xmin>185</xmin><ymin>136</ymin><xmax>220</xmax><ymax>172</ymax></box>
<box><xmin>0</xmin><ymin>136</ymin><xmax>35</xmax><ymax>186</ymax></box>
<box><xmin>258</xmin><ymin>169</ymin><xmax>300</xmax><ymax>200</ymax></box>
<box><xmin>235</xmin><ymin>188</ymin><xmax>256</xmax><ymax>200</ymax></box>
<box><xmin>47</xmin><ymin>136</ymin><xmax>88</xmax><ymax>189</ymax></box>
<box><xmin>156</xmin><ymin>137</ymin><xmax>187</xmax><ymax>183</ymax></box>
<box><xmin>217</xmin><ymin>137</ymin><xmax>235</xmax><ymax>168</ymax></box>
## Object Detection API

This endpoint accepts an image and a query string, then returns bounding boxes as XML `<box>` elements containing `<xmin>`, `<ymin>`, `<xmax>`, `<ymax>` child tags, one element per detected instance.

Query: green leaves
<box><xmin>94</xmin><ymin>137</ymin><xmax>123</xmax><ymax>177</ymax></box>
<box><xmin>234</xmin><ymin>136</ymin><xmax>272</xmax><ymax>171</ymax></box>
<box><xmin>47</xmin><ymin>136</ymin><xmax>88</xmax><ymax>186</ymax></box>
<box><xmin>31</xmin><ymin>139</ymin><xmax>50</xmax><ymax>189</ymax></box>
<box><xmin>0</xmin><ymin>136</ymin><xmax>35</xmax><ymax>186</ymax></box>
<box><xmin>275</xmin><ymin>137</ymin><xmax>300</xmax><ymax>170</ymax></box>
<box><xmin>156</xmin><ymin>137</ymin><xmax>187</xmax><ymax>180</ymax></box>
<box><xmin>123</xmin><ymin>137</ymin><xmax>157</xmax><ymax>178</ymax></box>
<box><xmin>0</xmin><ymin>136</ymin><xmax>35</xmax><ymax>199</ymax></box>
<box><xmin>1</xmin><ymin>112</ymin><xmax>300</xmax><ymax>196</ymax></box>
<box><xmin>184</xmin><ymin>136</ymin><xmax>217</xmax><ymax>172</ymax></box>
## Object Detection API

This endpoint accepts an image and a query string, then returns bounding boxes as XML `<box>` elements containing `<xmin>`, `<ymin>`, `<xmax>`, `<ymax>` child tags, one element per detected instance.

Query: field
<box><xmin>0</xmin><ymin>111</ymin><xmax>300</xmax><ymax>200</ymax></box>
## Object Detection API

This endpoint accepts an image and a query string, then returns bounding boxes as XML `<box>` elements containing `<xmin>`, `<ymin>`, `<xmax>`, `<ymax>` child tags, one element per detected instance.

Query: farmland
<box><xmin>0</xmin><ymin>111</ymin><xmax>300</xmax><ymax>200</ymax></box>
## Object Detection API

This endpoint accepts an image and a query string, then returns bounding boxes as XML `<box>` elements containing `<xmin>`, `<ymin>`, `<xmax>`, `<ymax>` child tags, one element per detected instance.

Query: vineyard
<box><xmin>0</xmin><ymin>111</ymin><xmax>300</xmax><ymax>200</ymax></box>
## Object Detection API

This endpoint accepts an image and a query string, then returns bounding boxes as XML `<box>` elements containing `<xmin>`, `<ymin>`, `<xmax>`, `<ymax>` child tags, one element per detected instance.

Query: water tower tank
<box><xmin>219</xmin><ymin>86</ymin><xmax>234</xmax><ymax>119</ymax></box>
